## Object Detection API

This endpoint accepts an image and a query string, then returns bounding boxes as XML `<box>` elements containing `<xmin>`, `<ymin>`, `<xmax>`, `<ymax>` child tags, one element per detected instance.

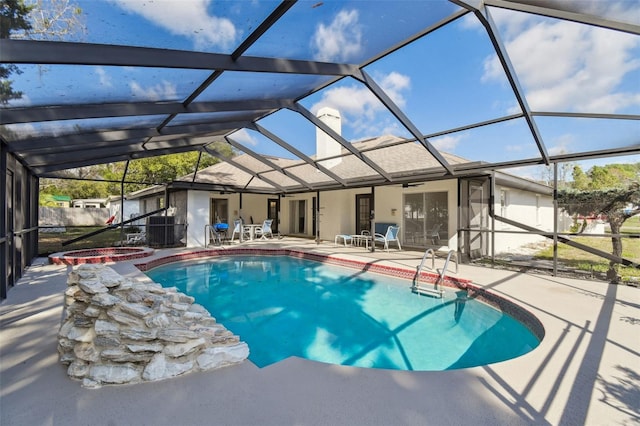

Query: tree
<box><xmin>571</xmin><ymin>165</ymin><xmax>589</xmax><ymax>191</ymax></box>
<box><xmin>19</xmin><ymin>0</ymin><xmax>84</xmax><ymax>41</ymax></box>
<box><xmin>121</xmin><ymin>146</ymin><xmax>233</xmax><ymax>193</ymax></box>
<box><xmin>537</xmin><ymin>161</ymin><xmax>574</xmax><ymax>189</ymax></box>
<box><xmin>560</xmin><ymin>162</ymin><xmax>640</xmax><ymax>280</ymax></box>
<box><xmin>0</xmin><ymin>0</ymin><xmax>84</xmax><ymax>104</ymax></box>
<box><xmin>0</xmin><ymin>0</ymin><xmax>32</xmax><ymax>103</ymax></box>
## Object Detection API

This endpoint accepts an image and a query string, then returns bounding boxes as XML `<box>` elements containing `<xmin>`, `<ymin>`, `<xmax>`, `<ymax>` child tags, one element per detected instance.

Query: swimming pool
<box><xmin>146</xmin><ymin>255</ymin><xmax>541</xmax><ymax>370</ymax></box>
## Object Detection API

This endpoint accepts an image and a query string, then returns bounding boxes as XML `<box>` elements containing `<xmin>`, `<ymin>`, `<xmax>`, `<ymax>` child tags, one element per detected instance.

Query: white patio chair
<box><xmin>374</xmin><ymin>225</ymin><xmax>401</xmax><ymax>252</ymax></box>
<box><xmin>126</xmin><ymin>231</ymin><xmax>146</xmax><ymax>245</ymax></box>
<box><xmin>428</xmin><ymin>223</ymin><xmax>442</xmax><ymax>244</ymax></box>
<box><xmin>230</xmin><ymin>219</ymin><xmax>249</xmax><ymax>242</ymax></box>
<box><xmin>256</xmin><ymin>219</ymin><xmax>274</xmax><ymax>240</ymax></box>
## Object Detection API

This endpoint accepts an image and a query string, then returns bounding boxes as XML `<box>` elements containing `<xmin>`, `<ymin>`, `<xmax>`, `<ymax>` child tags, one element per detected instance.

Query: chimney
<box><xmin>316</xmin><ymin>107</ymin><xmax>342</xmax><ymax>169</ymax></box>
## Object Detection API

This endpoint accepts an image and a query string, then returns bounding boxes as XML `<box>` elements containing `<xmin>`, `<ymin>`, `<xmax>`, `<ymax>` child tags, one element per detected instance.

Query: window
<box><xmin>210</xmin><ymin>198</ymin><xmax>228</xmax><ymax>224</ymax></box>
<box><xmin>403</xmin><ymin>191</ymin><xmax>448</xmax><ymax>246</ymax></box>
<box><xmin>500</xmin><ymin>190</ymin><xmax>508</xmax><ymax>217</ymax></box>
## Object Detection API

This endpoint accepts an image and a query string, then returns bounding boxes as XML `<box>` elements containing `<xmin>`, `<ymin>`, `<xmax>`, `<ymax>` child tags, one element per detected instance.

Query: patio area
<box><xmin>1</xmin><ymin>239</ymin><xmax>638</xmax><ymax>426</ymax></box>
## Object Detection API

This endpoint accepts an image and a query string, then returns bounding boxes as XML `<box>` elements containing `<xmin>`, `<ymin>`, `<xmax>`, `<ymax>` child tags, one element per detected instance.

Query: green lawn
<box><xmin>38</xmin><ymin>226</ymin><xmax>128</xmax><ymax>255</ymax></box>
<box><xmin>534</xmin><ymin>234</ymin><xmax>640</xmax><ymax>281</ymax></box>
<box><xmin>619</xmin><ymin>214</ymin><xmax>640</xmax><ymax>234</ymax></box>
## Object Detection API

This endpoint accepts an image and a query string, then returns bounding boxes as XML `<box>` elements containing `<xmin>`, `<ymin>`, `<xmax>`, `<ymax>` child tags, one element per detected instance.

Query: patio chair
<box><xmin>256</xmin><ymin>219</ymin><xmax>274</xmax><ymax>240</ymax></box>
<box><xmin>374</xmin><ymin>225</ymin><xmax>401</xmax><ymax>252</ymax></box>
<box><xmin>230</xmin><ymin>219</ymin><xmax>250</xmax><ymax>242</ymax></box>
<box><xmin>334</xmin><ymin>234</ymin><xmax>353</xmax><ymax>246</ymax></box>
<box><xmin>125</xmin><ymin>231</ymin><xmax>146</xmax><ymax>245</ymax></box>
<box><xmin>428</xmin><ymin>223</ymin><xmax>442</xmax><ymax>244</ymax></box>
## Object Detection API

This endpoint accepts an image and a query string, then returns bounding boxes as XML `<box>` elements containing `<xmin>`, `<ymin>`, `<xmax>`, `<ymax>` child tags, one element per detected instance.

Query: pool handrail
<box><xmin>413</xmin><ymin>249</ymin><xmax>458</xmax><ymax>298</ymax></box>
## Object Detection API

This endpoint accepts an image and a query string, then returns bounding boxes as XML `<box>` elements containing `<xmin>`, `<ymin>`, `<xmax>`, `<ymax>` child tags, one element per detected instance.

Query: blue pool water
<box><xmin>146</xmin><ymin>255</ymin><xmax>540</xmax><ymax>370</ymax></box>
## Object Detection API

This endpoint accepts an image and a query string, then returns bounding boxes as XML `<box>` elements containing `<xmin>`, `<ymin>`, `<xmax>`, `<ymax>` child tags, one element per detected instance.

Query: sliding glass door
<box><xmin>403</xmin><ymin>192</ymin><xmax>448</xmax><ymax>247</ymax></box>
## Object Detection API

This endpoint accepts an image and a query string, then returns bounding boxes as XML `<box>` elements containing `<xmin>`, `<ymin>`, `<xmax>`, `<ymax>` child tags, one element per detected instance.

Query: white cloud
<box><xmin>112</xmin><ymin>0</ymin><xmax>237</xmax><ymax>50</ymax></box>
<box><xmin>310</xmin><ymin>71</ymin><xmax>410</xmax><ymax>136</ymax></box>
<box><xmin>130</xmin><ymin>81</ymin><xmax>177</xmax><ymax>101</ymax></box>
<box><xmin>482</xmin><ymin>9</ymin><xmax>640</xmax><ymax>113</ymax></box>
<box><xmin>505</xmin><ymin>144</ymin><xmax>524</xmax><ymax>152</ymax></box>
<box><xmin>94</xmin><ymin>67</ymin><xmax>112</xmax><ymax>88</ymax></box>
<box><xmin>547</xmin><ymin>133</ymin><xmax>575</xmax><ymax>156</ymax></box>
<box><xmin>7</xmin><ymin>94</ymin><xmax>32</xmax><ymax>107</ymax></box>
<box><xmin>4</xmin><ymin>122</ymin><xmax>35</xmax><ymax>139</ymax></box>
<box><xmin>379</xmin><ymin>72</ymin><xmax>410</xmax><ymax>108</ymax></box>
<box><xmin>311</xmin><ymin>9</ymin><xmax>362</xmax><ymax>62</ymax></box>
<box><xmin>431</xmin><ymin>133</ymin><xmax>466</xmax><ymax>152</ymax></box>
<box><xmin>228</xmin><ymin>129</ymin><xmax>258</xmax><ymax>147</ymax></box>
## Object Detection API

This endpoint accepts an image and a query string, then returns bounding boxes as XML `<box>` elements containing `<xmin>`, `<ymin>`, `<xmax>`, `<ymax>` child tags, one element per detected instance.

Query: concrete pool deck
<box><xmin>1</xmin><ymin>238</ymin><xmax>638</xmax><ymax>425</ymax></box>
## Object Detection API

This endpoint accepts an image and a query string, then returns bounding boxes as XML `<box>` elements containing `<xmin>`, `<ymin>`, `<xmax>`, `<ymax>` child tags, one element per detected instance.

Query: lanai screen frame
<box><xmin>0</xmin><ymin>0</ymin><xmax>639</xmax><ymax>298</ymax></box>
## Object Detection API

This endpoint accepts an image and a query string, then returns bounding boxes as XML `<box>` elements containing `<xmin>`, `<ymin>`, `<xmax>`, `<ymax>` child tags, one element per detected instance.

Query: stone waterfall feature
<box><xmin>58</xmin><ymin>264</ymin><xmax>249</xmax><ymax>388</ymax></box>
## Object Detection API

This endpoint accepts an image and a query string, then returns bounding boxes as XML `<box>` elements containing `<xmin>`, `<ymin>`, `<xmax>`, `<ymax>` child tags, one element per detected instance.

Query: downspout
<box><xmin>163</xmin><ymin>184</ymin><xmax>169</xmax><ymax>246</ymax></box>
<box><xmin>457</xmin><ymin>179</ymin><xmax>462</xmax><ymax>263</ymax></box>
<box><xmin>370</xmin><ymin>186</ymin><xmax>375</xmax><ymax>252</ymax></box>
<box><xmin>316</xmin><ymin>191</ymin><xmax>320</xmax><ymax>245</ymax></box>
<box><xmin>239</xmin><ymin>193</ymin><xmax>243</xmax><ymax>242</ymax></box>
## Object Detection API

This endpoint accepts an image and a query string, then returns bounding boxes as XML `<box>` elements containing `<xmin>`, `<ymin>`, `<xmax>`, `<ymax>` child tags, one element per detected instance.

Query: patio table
<box><xmin>244</xmin><ymin>224</ymin><xmax>263</xmax><ymax>241</ymax></box>
<box><xmin>351</xmin><ymin>234</ymin><xmax>371</xmax><ymax>250</ymax></box>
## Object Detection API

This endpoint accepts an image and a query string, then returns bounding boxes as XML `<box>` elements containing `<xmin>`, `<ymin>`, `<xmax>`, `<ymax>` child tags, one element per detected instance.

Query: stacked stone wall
<box><xmin>58</xmin><ymin>264</ymin><xmax>248</xmax><ymax>388</ymax></box>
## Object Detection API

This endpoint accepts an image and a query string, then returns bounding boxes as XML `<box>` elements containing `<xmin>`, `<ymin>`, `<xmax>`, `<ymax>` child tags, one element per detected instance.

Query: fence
<box><xmin>39</xmin><ymin>207</ymin><xmax>110</xmax><ymax>227</ymax></box>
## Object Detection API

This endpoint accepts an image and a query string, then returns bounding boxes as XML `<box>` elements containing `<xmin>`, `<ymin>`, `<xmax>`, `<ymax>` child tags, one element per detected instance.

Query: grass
<box><xmin>534</xmin><ymin>235</ymin><xmax>640</xmax><ymax>282</ymax></box>
<box><xmin>38</xmin><ymin>226</ymin><xmax>129</xmax><ymax>255</ymax></box>
<box><xmin>618</xmin><ymin>214</ymin><xmax>640</xmax><ymax>234</ymax></box>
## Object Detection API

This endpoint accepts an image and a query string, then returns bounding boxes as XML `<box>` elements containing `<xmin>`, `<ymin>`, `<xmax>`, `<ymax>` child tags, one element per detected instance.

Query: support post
<box><xmin>370</xmin><ymin>186</ymin><xmax>375</xmax><ymax>252</ymax></box>
<box><xmin>119</xmin><ymin>160</ymin><xmax>130</xmax><ymax>244</ymax></box>
<box><xmin>553</xmin><ymin>163</ymin><xmax>558</xmax><ymax>276</ymax></box>
<box><xmin>490</xmin><ymin>171</ymin><xmax>496</xmax><ymax>265</ymax></box>
<box><xmin>316</xmin><ymin>191</ymin><xmax>320</xmax><ymax>245</ymax></box>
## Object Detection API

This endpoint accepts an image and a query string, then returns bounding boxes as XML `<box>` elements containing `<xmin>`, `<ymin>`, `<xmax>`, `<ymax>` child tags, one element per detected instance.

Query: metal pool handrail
<box><xmin>413</xmin><ymin>249</ymin><xmax>458</xmax><ymax>298</ymax></box>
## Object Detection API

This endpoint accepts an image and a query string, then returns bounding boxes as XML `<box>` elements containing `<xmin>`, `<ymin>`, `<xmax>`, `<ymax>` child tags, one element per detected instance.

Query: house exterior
<box><xmin>127</xmin><ymin>128</ymin><xmax>556</xmax><ymax>259</ymax></box>
<box><xmin>41</xmin><ymin>194</ymin><xmax>71</xmax><ymax>208</ymax></box>
<box><xmin>71</xmin><ymin>198</ymin><xmax>107</xmax><ymax>208</ymax></box>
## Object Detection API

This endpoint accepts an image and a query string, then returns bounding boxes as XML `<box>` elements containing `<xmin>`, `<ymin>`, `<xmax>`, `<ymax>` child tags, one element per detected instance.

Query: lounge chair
<box><xmin>374</xmin><ymin>225</ymin><xmax>401</xmax><ymax>252</ymax></box>
<box><xmin>334</xmin><ymin>234</ymin><xmax>353</xmax><ymax>246</ymax></box>
<box><xmin>256</xmin><ymin>219</ymin><xmax>273</xmax><ymax>240</ymax></box>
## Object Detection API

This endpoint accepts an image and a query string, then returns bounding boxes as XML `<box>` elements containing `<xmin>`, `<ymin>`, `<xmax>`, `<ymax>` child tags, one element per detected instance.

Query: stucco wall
<box><xmin>186</xmin><ymin>191</ymin><xmax>210</xmax><ymax>247</ymax></box>
<box><xmin>493</xmin><ymin>185</ymin><xmax>553</xmax><ymax>253</ymax></box>
<box><xmin>239</xmin><ymin>194</ymin><xmax>270</xmax><ymax>225</ymax></box>
<box><xmin>191</xmin><ymin>192</ymin><xmax>277</xmax><ymax>246</ymax></box>
<box><xmin>318</xmin><ymin>189</ymin><xmax>359</xmax><ymax>240</ymax></box>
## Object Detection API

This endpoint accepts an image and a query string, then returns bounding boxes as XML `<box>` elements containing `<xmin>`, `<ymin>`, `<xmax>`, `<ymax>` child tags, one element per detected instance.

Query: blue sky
<box><xmin>6</xmin><ymin>0</ymin><xmax>640</xmax><ymax>177</ymax></box>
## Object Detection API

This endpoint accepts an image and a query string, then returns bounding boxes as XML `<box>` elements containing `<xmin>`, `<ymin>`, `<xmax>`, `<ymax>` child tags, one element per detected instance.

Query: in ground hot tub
<box><xmin>49</xmin><ymin>247</ymin><xmax>154</xmax><ymax>265</ymax></box>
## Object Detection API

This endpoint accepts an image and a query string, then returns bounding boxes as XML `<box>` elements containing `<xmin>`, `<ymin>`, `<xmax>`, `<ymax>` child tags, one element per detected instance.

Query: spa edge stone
<box><xmin>58</xmin><ymin>264</ymin><xmax>249</xmax><ymax>389</ymax></box>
